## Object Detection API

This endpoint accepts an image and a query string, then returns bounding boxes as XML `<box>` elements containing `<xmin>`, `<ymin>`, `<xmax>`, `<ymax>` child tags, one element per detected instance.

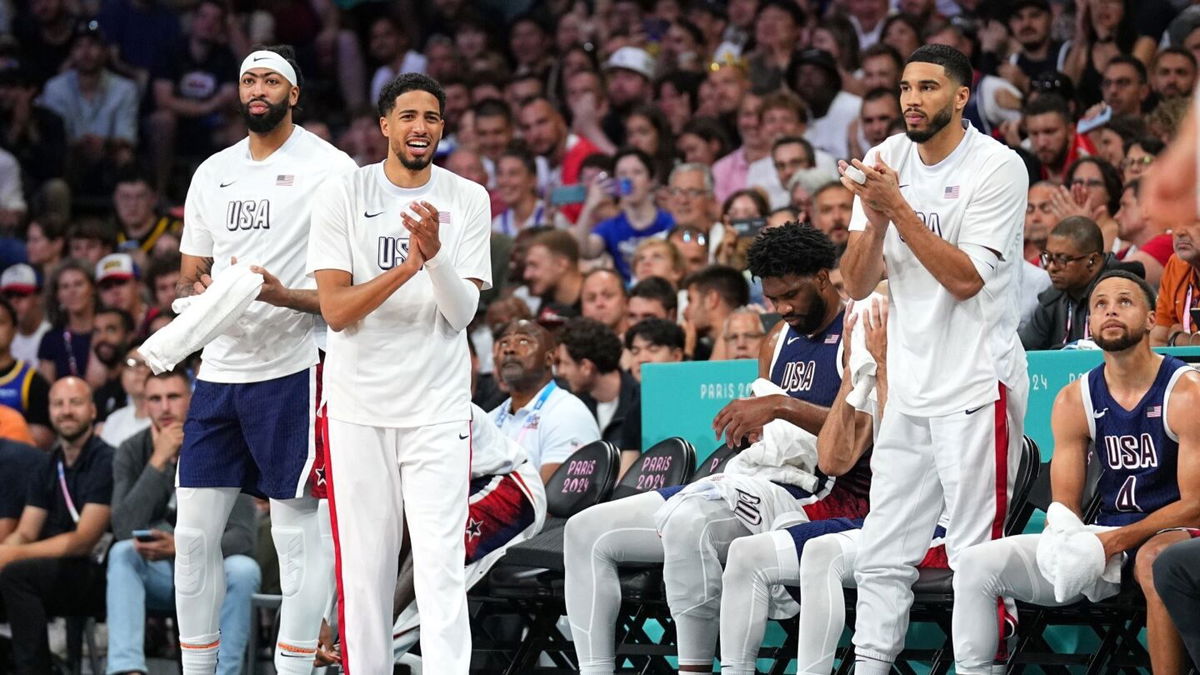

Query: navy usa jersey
<box><xmin>1081</xmin><ymin>355</ymin><xmax>1192</xmax><ymax>527</ymax></box>
<box><xmin>769</xmin><ymin>310</ymin><xmax>844</xmax><ymax>408</ymax></box>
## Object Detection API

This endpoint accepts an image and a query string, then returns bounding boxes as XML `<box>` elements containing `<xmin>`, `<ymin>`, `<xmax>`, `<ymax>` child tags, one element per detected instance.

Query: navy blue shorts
<box><xmin>178</xmin><ymin>367</ymin><xmax>317</xmax><ymax>499</ymax></box>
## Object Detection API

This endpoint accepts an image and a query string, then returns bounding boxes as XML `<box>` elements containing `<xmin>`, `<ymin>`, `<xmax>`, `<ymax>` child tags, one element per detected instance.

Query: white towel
<box><xmin>1036</xmin><ymin>502</ymin><xmax>1123</xmax><ymax>603</ymax></box>
<box><xmin>140</xmin><ymin>263</ymin><xmax>264</xmax><ymax>374</ymax></box>
<box><xmin>722</xmin><ymin>379</ymin><xmax>821</xmax><ymax>492</ymax></box>
<box><xmin>845</xmin><ymin>293</ymin><xmax>886</xmax><ymax>411</ymax></box>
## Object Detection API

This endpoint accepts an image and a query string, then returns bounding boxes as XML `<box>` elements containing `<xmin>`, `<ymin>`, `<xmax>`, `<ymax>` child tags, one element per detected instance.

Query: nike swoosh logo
<box><xmin>787</xmin><ymin>336</ymin><xmax>801</xmax><ymax>345</ymax></box>
<box><xmin>1093</xmin><ymin>408</ymin><xmax>1108</xmax><ymax>419</ymax></box>
<box><xmin>965</xmin><ymin>405</ymin><xmax>985</xmax><ymax>415</ymax></box>
<box><xmin>253</xmin><ymin>56</ymin><xmax>270</xmax><ymax>62</ymax></box>
<box><xmin>898</xmin><ymin>184</ymin><xmax>910</xmax><ymax>188</ymax></box>
<box><xmin>458</xmin><ymin>433</ymin><xmax>469</xmax><ymax>440</ymax></box>
<box><xmin>364</xmin><ymin>210</ymin><xmax>384</xmax><ymax>218</ymax></box>
<box><xmin>219</xmin><ymin>180</ymin><xmax>236</xmax><ymax>188</ymax></box>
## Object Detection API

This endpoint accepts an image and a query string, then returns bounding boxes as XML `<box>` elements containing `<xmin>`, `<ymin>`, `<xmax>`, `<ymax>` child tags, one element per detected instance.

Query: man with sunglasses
<box><xmin>1019</xmin><ymin>216</ymin><xmax>1138</xmax><ymax>350</ymax></box>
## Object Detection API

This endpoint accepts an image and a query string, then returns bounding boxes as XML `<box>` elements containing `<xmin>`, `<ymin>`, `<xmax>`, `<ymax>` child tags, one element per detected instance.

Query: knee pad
<box><xmin>272</xmin><ymin>526</ymin><xmax>306</xmax><ymax>598</ymax></box>
<box><xmin>175</xmin><ymin>527</ymin><xmax>209</xmax><ymax>597</ymax></box>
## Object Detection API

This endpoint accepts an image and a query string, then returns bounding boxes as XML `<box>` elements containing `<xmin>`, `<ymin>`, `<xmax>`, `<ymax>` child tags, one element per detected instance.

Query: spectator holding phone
<box><xmin>573</xmin><ymin>147</ymin><xmax>674</xmax><ymax>283</ymax></box>
<box><xmin>106</xmin><ymin>369</ymin><xmax>259</xmax><ymax>675</ymax></box>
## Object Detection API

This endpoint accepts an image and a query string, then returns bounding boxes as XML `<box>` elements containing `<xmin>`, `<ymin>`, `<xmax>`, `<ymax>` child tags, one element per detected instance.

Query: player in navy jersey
<box><xmin>952</xmin><ymin>271</ymin><xmax>1200</xmax><ymax>675</ymax></box>
<box><xmin>564</xmin><ymin>223</ymin><xmax>872</xmax><ymax>674</ymax></box>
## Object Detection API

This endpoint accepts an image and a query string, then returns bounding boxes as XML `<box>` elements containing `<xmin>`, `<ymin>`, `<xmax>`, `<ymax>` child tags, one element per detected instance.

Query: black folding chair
<box><xmin>474</xmin><ymin>440</ymin><xmax>620</xmax><ymax>672</ymax></box>
<box><xmin>690</xmin><ymin>443</ymin><xmax>741</xmax><ymax>481</ymax></box>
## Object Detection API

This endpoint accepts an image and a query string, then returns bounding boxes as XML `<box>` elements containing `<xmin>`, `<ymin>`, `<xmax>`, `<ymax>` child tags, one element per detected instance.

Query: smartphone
<box><xmin>1077</xmin><ymin>105</ymin><xmax>1112</xmax><ymax>134</ymax></box>
<box><xmin>132</xmin><ymin>529</ymin><xmax>156</xmax><ymax>542</ymax></box>
<box><xmin>607</xmin><ymin>178</ymin><xmax>633</xmax><ymax>197</ymax></box>
<box><xmin>550</xmin><ymin>184</ymin><xmax>587</xmax><ymax>206</ymax></box>
<box><xmin>730</xmin><ymin>217</ymin><xmax>767</xmax><ymax>238</ymax></box>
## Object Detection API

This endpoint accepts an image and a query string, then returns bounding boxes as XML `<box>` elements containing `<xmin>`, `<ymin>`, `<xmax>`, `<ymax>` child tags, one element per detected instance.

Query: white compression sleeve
<box><xmin>719</xmin><ymin>531</ymin><xmax>802</xmax><ymax>675</ymax></box>
<box><xmin>270</xmin><ymin>496</ymin><xmax>333</xmax><ymax>674</ymax></box>
<box><xmin>423</xmin><ymin>253</ymin><xmax>479</xmax><ymax>332</ymax></box>
<box><xmin>175</xmin><ymin>486</ymin><xmax>240</xmax><ymax>674</ymax></box>
<box><xmin>796</xmin><ymin>532</ymin><xmax>859</xmax><ymax>675</ymax></box>
<box><xmin>564</xmin><ymin>491</ymin><xmax>667</xmax><ymax>675</ymax></box>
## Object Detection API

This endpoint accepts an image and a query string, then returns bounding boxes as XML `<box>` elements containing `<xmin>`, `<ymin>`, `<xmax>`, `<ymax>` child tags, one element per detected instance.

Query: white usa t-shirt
<box><xmin>849</xmin><ymin>123</ymin><xmax>1028</xmax><ymax>416</ymax></box>
<box><xmin>307</xmin><ymin>163</ymin><xmax>492</xmax><ymax>427</ymax></box>
<box><xmin>489</xmin><ymin>380</ymin><xmax>602</xmax><ymax>470</ymax></box>
<box><xmin>181</xmin><ymin>126</ymin><xmax>357</xmax><ymax>383</ymax></box>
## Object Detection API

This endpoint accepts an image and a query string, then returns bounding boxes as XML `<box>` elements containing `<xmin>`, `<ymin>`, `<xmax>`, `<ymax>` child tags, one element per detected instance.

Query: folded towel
<box><xmin>722</xmin><ymin>378</ymin><xmax>821</xmax><ymax>491</ymax></box>
<box><xmin>1036</xmin><ymin>502</ymin><xmax>1122</xmax><ymax>602</ymax></box>
<box><xmin>141</xmin><ymin>263</ymin><xmax>264</xmax><ymax>374</ymax></box>
<box><xmin>845</xmin><ymin>293</ymin><xmax>886</xmax><ymax>411</ymax></box>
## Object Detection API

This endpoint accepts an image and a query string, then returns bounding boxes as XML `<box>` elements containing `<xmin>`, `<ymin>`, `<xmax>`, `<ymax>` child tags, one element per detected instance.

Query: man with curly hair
<box><xmin>563</xmin><ymin>223</ymin><xmax>870</xmax><ymax>675</ymax></box>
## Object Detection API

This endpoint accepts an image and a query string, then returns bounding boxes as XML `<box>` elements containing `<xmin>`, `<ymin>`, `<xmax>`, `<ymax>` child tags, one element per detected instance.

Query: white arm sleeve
<box><xmin>423</xmin><ymin>253</ymin><xmax>480</xmax><ymax>332</ymax></box>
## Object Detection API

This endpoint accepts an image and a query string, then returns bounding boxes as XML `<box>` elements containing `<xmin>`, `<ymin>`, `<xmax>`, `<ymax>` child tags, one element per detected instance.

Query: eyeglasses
<box><xmin>1070</xmin><ymin>178</ymin><xmax>1105</xmax><ymax>189</ymax></box>
<box><xmin>1121</xmin><ymin>155</ymin><xmax>1154</xmax><ymax>169</ymax></box>
<box><xmin>1040</xmin><ymin>252</ymin><xmax>1093</xmax><ymax>267</ymax></box>
<box><xmin>673</xmin><ymin>229</ymin><xmax>708</xmax><ymax>246</ymax></box>
<box><xmin>668</xmin><ymin>187</ymin><xmax>710</xmax><ymax>199</ymax></box>
<box><xmin>723</xmin><ymin>331</ymin><xmax>766</xmax><ymax>343</ymax></box>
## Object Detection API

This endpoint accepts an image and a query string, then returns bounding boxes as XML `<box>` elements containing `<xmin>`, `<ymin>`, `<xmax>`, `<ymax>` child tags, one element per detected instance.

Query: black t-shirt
<box><xmin>0</xmin><ymin>439</ymin><xmax>45</xmax><ymax>520</ymax></box>
<box><xmin>0</xmin><ymin>359</ymin><xmax>51</xmax><ymax>427</ymax></box>
<box><xmin>580</xmin><ymin>370</ymin><xmax>643</xmax><ymax>452</ymax></box>
<box><xmin>27</xmin><ymin>436</ymin><xmax>114</xmax><ymax>539</ymax></box>
<box><xmin>37</xmin><ymin>328</ymin><xmax>91</xmax><ymax>381</ymax></box>
<box><xmin>1015</xmin><ymin>42</ymin><xmax>1064</xmax><ymax>81</ymax></box>
<box><xmin>93</xmin><ymin>378</ymin><xmax>127</xmax><ymax>422</ymax></box>
<box><xmin>153</xmin><ymin>40</ymin><xmax>237</xmax><ymax>105</ymax></box>
<box><xmin>12</xmin><ymin>18</ymin><xmax>73</xmax><ymax>87</ymax></box>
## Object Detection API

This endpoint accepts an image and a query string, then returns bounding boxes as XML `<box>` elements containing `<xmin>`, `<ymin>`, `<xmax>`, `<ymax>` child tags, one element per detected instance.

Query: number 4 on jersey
<box><xmin>1115</xmin><ymin>475</ymin><xmax>1140</xmax><ymax>512</ymax></box>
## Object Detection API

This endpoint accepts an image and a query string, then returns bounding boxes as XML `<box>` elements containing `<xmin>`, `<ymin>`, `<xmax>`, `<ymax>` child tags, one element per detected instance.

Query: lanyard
<box><xmin>1063</xmin><ymin>301</ymin><xmax>1091</xmax><ymax>346</ymax></box>
<box><xmin>62</xmin><ymin>330</ymin><xmax>79</xmax><ymax>376</ymax></box>
<box><xmin>57</xmin><ymin>460</ymin><xmax>80</xmax><ymax>523</ymax></box>
<box><xmin>1185</xmin><ymin>284</ymin><xmax>1195</xmax><ymax>333</ymax></box>
<box><xmin>501</xmin><ymin>204</ymin><xmax>544</xmax><ymax>237</ymax></box>
<box><xmin>497</xmin><ymin>381</ymin><xmax>557</xmax><ymax>443</ymax></box>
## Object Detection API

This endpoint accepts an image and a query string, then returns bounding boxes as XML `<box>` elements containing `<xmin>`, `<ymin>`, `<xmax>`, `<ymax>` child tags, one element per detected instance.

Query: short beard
<box><xmin>56</xmin><ymin>421</ymin><xmax>90</xmax><ymax>443</ymax></box>
<box><xmin>500</xmin><ymin>363</ymin><xmax>546</xmax><ymax>392</ymax></box>
<box><xmin>241</xmin><ymin>97</ymin><xmax>290</xmax><ymax>134</ymax></box>
<box><xmin>792</xmin><ymin>293</ymin><xmax>828</xmax><ymax>335</ymax></box>
<box><xmin>94</xmin><ymin>342</ymin><xmax>124</xmax><ymax>368</ymax></box>
<box><xmin>391</xmin><ymin>138</ymin><xmax>439</xmax><ymax>171</ymax></box>
<box><xmin>1095</xmin><ymin>326</ymin><xmax>1144</xmax><ymax>352</ymax></box>
<box><xmin>905</xmin><ymin>102</ymin><xmax>954</xmax><ymax>143</ymax></box>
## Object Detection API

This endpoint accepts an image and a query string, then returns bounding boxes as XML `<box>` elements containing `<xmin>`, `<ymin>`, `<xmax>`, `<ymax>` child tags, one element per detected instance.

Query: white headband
<box><xmin>239</xmin><ymin>50</ymin><xmax>297</xmax><ymax>86</ymax></box>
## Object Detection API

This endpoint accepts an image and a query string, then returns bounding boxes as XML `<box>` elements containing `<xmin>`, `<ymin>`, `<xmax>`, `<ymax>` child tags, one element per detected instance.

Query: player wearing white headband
<box><xmin>173</xmin><ymin>45</ymin><xmax>357</xmax><ymax>675</ymax></box>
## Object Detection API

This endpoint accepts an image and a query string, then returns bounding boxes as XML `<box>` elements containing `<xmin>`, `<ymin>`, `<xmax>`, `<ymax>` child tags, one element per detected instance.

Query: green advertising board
<box><xmin>642</xmin><ymin>348</ymin><xmax>1200</xmax><ymax>466</ymax></box>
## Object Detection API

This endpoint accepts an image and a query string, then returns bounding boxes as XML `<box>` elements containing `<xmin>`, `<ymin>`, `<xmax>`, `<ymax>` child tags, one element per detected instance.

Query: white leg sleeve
<box><xmin>952</xmin><ymin>534</ymin><xmax>1075</xmax><ymax>675</ymax></box>
<box><xmin>797</xmin><ymin>531</ymin><xmax>860</xmax><ymax>675</ymax></box>
<box><xmin>661</xmin><ymin>495</ymin><xmax>752</xmax><ymax>669</ymax></box>
<box><xmin>174</xmin><ymin>486</ymin><xmax>240</xmax><ymax>675</ymax></box>
<box><xmin>564</xmin><ymin>491</ymin><xmax>666</xmax><ymax>675</ymax></box>
<box><xmin>269</xmin><ymin>495</ymin><xmax>332</xmax><ymax>674</ymax></box>
<box><xmin>719</xmin><ymin>531</ymin><xmax>801</xmax><ymax>675</ymax></box>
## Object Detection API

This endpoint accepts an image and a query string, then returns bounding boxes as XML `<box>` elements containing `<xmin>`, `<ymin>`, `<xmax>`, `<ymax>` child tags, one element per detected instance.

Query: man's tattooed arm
<box><xmin>177</xmin><ymin>255</ymin><xmax>215</xmax><ymax>298</ymax></box>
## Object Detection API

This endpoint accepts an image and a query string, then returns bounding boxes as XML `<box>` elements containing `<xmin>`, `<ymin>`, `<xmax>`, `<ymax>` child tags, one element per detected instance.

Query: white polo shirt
<box><xmin>488</xmin><ymin>380</ymin><xmax>601</xmax><ymax>470</ymax></box>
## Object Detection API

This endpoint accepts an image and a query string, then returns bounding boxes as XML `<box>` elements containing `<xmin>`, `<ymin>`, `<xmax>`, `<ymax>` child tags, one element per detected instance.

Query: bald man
<box><xmin>0</xmin><ymin>377</ymin><xmax>115</xmax><ymax>673</ymax></box>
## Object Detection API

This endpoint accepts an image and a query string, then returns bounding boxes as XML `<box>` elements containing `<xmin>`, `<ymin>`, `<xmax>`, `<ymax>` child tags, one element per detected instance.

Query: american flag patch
<box><xmin>438</xmin><ymin>211</ymin><xmax>451</xmax><ymax>223</ymax></box>
<box><xmin>825</xmin><ymin>333</ymin><xmax>840</xmax><ymax>344</ymax></box>
<box><xmin>276</xmin><ymin>175</ymin><xmax>294</xmax><ymax>186</ymax></box>
<box><xmin>1147</xmin><ymin>405</ymin><xmax>1162</xmax><ymax>418</ymax></box>
<box><xmin>944</xmin><ymin>185</ymin><xmax>960</xmax><ymax>199</ymax></box>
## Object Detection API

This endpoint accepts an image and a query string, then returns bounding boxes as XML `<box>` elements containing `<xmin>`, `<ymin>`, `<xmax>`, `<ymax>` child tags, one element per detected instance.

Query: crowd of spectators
<box><xmin>1</xmin><ymin>0</ymin><xmax>1200</xmax><ymax>669</ymax></box>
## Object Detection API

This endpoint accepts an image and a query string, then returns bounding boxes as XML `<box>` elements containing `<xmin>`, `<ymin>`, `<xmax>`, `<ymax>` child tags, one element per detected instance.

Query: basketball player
<box><xmin>564</xmin><ymin>224</ymin><xmax>871</xmax><ymax>675</ymax></box>
<box><xmin>837</xmin><ymin>44</ymin><xmax>1029</xmax><ymax>673</ymax></box>
<box><xmin>952</xmin><ymin>271</ymin><xmax>1200</xmax><ymax>675</ymax></box>
<box><xmin>308</xmin><ymin>72</ymin><xmax>491</xmax><ymax>674</ymax></box>
<box><xmin>174</xmin><ymin>46</ymin><xmax>357</xmax><ymax>674</ymax></box>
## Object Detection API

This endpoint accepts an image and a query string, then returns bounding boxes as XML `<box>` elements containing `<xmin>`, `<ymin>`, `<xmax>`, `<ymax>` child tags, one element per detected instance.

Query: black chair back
<box><xmin>544</xmin><ymin>440</ymin><xmax>621</xmax><ymax>518</ymax></box>
<box><xmin>611</xmin><ymin>437</ymin><xmax>696</xmax><ymax>500</ymax></box>
<box><xmin>690</xmin><ymin>443</ymin><xmax>740</xmax><ymax>481</ymax></box>
<box><xmin>1004</xmin><ymin>436</ymin><xmax>1043</xmax><ymax>535</ymax></box>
